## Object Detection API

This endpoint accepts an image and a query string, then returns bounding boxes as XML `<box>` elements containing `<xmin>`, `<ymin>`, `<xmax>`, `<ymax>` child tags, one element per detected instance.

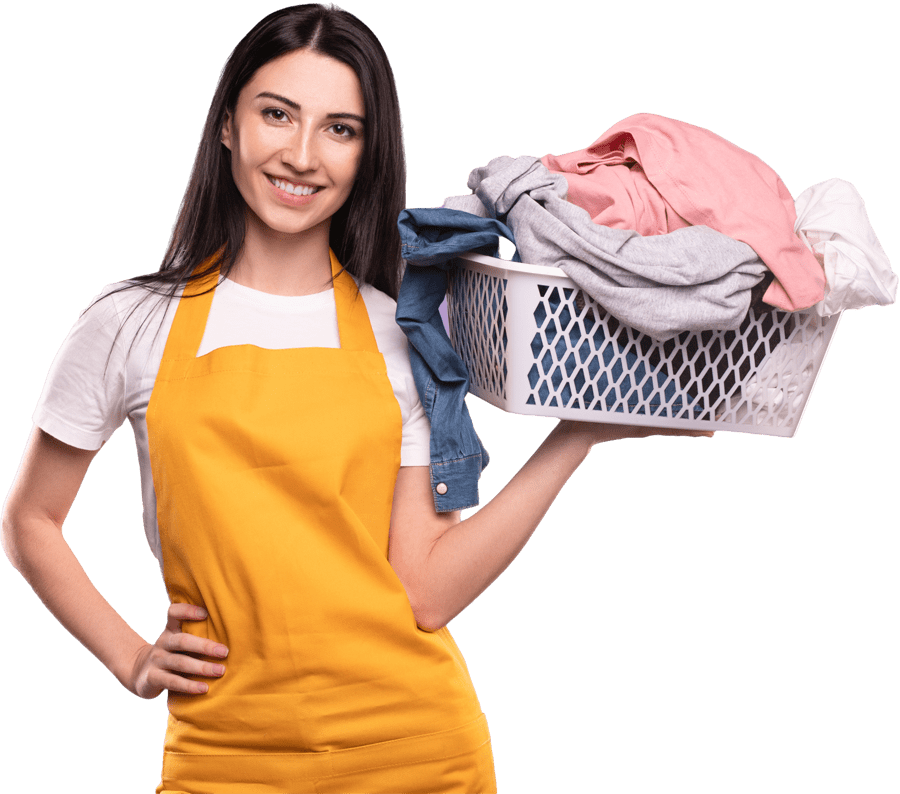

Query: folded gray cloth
<box><xmin>444</xmin><ymin>156</ymin><xmax>768</xmax><ymax>340</ymax></box>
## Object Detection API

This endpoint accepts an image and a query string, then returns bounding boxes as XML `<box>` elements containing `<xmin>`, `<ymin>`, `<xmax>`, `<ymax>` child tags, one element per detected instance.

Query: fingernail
<box><xmin>194</xmin><ymin>608</ymin><xmax>207</xmax><ymax>619</ymax></box>
<box><xmin>198</xmin><ymin>682</ymin><xmax>209</xmax><ymax>693</ymax></box>
<box><xmin>213</xmin><ymin>664</ymin><xmax>225</xmax><ymax>676</ymax></box>
<box><xmin>214</xmin><ymin>645</ymin><xmax>228</xmax><ymax>657</ymax></box>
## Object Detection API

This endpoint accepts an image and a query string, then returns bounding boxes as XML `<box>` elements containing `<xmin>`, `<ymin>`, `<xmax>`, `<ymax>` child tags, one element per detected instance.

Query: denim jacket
<box><xmin>395</xmin><ymin>207</ymin><xmax>518</xmax><ymax>512</ymax></box>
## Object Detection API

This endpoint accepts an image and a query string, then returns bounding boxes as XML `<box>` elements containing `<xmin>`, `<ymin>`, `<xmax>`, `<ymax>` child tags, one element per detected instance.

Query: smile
<box><xmin>267</xmin><ymin>176</ymin><xmax>321</xmax><ymax>196</ymax></box>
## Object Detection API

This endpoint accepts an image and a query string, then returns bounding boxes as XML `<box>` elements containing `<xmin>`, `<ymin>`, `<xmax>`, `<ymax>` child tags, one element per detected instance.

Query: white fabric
<box><xmin>794</xmin><ymin>178</ymin><xmax>897</xmax><ymax>316</ymax></box>
<box><xmin>34</xmin><ymin>278</ymin><xmax>431</xmax><ymax>563</ymax></box>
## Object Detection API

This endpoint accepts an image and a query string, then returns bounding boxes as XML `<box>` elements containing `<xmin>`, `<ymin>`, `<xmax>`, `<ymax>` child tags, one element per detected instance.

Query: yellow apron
<box><xmin>147</xmin><ymin>253</ymin><xmax>496</xmax><ymax>793</ymax></box>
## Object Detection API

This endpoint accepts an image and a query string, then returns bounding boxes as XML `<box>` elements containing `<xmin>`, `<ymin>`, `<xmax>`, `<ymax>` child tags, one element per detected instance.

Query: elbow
<box><xmin>401</xmin><ymin>582</ymin><xmax>450</xmax><ymax>633</ymax></box>
<box><xmin>391</xmin><ymin>558</ymin><xmax>431</xmax><ymax>630</ymax></box>
<box><xmin>1</xmin><ymin>504</ymin><xmax>25</xmax><ymax>574</ymax></box>
<box><xmin>412</xmin><ymin>606</ymin><xmax>448</xmax><ymax>634</ymax></box>
<box><xmin>1</xmin><ymin>499</ymin><xmax>47</xmax><ymax>576</ymax></box>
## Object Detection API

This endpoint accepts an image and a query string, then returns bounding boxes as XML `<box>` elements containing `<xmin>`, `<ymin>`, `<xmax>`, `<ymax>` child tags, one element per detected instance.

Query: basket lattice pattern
<box><xmin>447</xmin><ymin>265</ymin><xmax>508</xmax><ymax>399</ymax></box>
<box><xmin>448</xmin><ymin>260</ymin><xmax>836</xmax><ymax>434</ymax></box>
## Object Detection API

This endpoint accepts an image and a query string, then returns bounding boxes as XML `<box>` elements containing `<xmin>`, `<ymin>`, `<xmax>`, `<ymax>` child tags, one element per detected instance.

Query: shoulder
<box><xmin>57</xmin><ymin>279</ymin><xmax>177</xmax><ymax>388</ymax></box>
<box><xmin>86</xmin><ymin>280</ymin><xmax>174</xmax><ymax>324</ymax></box>
<box><xmin>358</xmin><ymin>280</ymin><xmax>398</xmax><ymax>318</ymax></box>
<box><xmin>73</xmin><ymin>280</ymin><xmax>179</xmax><ymax>355</ymax></box>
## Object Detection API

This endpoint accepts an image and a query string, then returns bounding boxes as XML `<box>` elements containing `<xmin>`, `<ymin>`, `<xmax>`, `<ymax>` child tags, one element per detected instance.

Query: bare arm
<box><xmin>389</xmin><ymin>420</ymin><xmax>711</xmax><ymax>631</ymax></box>
<box><xmin>2</xmin><ymin>428</ymin><xmax>227</xmax><ymax>697</ymax></box>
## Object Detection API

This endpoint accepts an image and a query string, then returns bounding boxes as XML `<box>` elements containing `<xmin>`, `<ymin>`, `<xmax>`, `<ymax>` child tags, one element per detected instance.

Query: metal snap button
<box><xmin>435</xmin><ymin>482</ymin><xmax>448</xmax><ymax>495</ymax></box>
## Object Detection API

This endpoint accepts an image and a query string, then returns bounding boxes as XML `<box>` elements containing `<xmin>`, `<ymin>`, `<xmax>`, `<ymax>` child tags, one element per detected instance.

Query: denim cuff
<box><xmin>429</xmin><ymin>451</ymin><xmax>488</xmax><ymax>513</ymax></box>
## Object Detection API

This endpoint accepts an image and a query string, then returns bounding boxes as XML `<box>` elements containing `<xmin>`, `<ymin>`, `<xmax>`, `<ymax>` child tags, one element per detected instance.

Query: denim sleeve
<box><xmin>396</xmin><ymin>264</ymin><xmax>488</xmax><ymax>512</ymax></box>
<box><xmin>395</xmin><ymin>208</ymin><xmax>518</xmax><ymax>512</ymax></box>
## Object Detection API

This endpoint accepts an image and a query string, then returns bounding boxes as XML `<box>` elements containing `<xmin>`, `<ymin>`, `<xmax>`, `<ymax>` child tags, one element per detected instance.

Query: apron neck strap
<box><xmin>331</xmin><ymin>249</ymin><xmax>380</xmax><ymax>355</ymax></box>
<box><xmin>159</xmin><ymin>261</ymin><xmax>220</xmax><ymax>362</ymax></box>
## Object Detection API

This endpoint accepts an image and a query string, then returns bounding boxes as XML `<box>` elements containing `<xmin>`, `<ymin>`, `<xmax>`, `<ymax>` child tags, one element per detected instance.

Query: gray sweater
<box><xmin>444</xmin><ymin>156</ymin><xmax>768</xmax><ymax>341</ymax></box>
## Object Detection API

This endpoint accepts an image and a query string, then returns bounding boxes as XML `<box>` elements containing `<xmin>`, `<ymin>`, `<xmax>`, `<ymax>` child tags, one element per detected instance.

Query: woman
<box><xmin>2</xmin><ymin>5</ymin><xmax>708</xmax><ymax>792</ymax></box>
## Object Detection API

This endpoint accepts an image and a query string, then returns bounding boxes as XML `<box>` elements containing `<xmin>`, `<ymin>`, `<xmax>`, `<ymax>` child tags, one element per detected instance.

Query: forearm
<box><xmin>4</xmin><ymin>510</ymin><xmax>148</xmax><ymax>690</ymax></box>
<box><xmin>407</xmin><ymin>422</ymin><xmax>593</xmax><ymax>629</ymax></box>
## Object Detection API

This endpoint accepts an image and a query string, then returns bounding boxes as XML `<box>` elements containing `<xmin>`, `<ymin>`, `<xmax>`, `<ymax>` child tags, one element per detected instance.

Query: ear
<box><xmin>221</xmin><ymin>113</ymin><xmax>233</xmax><ymax>151</ymax></box>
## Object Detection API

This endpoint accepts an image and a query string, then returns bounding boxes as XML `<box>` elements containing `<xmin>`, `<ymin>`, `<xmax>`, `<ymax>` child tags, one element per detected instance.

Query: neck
<box><xmin>228</xmin><ymin>212</ymin><xmax>334</xmax><ymax>296</ymax></box>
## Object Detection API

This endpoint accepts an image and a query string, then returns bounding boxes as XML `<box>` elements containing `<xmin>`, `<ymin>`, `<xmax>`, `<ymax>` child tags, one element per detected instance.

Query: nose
<box><xmin>284</xmin><ymin>125</ymin><xmax>319</xmax><ymax>173</ymax></box>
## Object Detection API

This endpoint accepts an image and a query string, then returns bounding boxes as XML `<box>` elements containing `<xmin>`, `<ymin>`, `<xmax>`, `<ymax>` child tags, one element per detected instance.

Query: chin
<box><xmin>250</xmin><ymin>208</ymin><xmax>330</xmax><ymax>239</ymax></box>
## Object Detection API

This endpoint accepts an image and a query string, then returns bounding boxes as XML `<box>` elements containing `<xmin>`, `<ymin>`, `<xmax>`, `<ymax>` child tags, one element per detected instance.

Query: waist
<box><xmin>166</xmin><ymin>625</ymin><xmax>482</xmax><ymax>754</ymax></box>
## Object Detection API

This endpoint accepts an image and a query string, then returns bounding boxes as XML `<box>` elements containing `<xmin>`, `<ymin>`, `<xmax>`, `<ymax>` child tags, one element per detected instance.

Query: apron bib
<box><xmin>147</xmin><ymin>253</ymin><xmax>495</xmax><ymax>793</ymax></box>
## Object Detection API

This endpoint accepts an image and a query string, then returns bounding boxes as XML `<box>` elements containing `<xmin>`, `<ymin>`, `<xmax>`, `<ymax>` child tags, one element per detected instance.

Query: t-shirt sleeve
<box><xmin>33</xmin><ymin>288</ymin><xmax>130</xmax><ymax>450</ymax></box>
<box><xmin>360</xmin><ymin>284</ymin><xmax>431</xmax><ymax>468</ymax></box>
<box><xmin>397</xmin><ymin>369</ymin><xmax>431</xmax><ymax>468</ymax></box>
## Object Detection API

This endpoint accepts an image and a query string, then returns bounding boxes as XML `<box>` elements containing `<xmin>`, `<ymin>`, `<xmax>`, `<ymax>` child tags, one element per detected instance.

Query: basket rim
<box><xmin>458</xmin><ymin>251</ymin><xmax>568</xmax><ymax>278</ymax></box>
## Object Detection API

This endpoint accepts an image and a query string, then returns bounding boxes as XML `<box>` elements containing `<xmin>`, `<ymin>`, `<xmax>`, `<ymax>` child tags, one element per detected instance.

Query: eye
<box><xmin>330</xmin><ymin>123</ymin><xmax>357</xmax><ymax>138</ymax></box>
<box><xmin>263</xmin><ymin>108</ymin><xmax>289</xmax><ymax>122</ymax></box>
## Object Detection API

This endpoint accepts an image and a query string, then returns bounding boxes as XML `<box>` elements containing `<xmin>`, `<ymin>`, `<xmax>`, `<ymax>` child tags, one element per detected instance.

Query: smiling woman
<box><xmin>220</xmin><ymin>49</ymin><xmax>367</xmax><ymax>294</ymax></box>
<box><xmin>1</xmin><ymin>3</ymin><xmax>714</xmax><ymax>793</ymax></box>
<box><xmin>129</xmin><ymin>2</ymin><xmax>407</xmax><ymax>303</ymax></box>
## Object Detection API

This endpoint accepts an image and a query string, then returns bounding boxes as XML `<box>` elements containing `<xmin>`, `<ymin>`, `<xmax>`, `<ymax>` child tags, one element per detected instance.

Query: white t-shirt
<box><xmin>34</xmin><ymin>277</ymin><xmax>431</xmax><ymax>564</ymax></box>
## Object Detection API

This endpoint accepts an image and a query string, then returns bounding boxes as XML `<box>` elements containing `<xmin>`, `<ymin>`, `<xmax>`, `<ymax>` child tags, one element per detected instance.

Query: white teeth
<box><xmin>270</xmin><ymin>176</ymin><xmax>318</xmax><ymax>196</ymax></box>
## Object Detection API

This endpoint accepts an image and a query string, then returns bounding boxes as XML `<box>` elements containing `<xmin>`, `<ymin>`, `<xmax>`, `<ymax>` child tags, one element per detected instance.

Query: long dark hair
<box><xmin>131</xmin><ymin>4</ymin><xmax>405</xmax><ymax>298</ymax></box>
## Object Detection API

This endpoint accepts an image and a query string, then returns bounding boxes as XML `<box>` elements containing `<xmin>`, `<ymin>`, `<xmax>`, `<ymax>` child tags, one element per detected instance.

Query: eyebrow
<box><xmin>254</xmin><ymin>92</ymin><xmax>365</xmax><ymax>125</ymax></box>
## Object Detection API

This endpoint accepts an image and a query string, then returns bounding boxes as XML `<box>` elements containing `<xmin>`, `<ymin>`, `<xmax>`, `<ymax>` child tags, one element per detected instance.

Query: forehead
<box><xmin>240</xmin><ymin>49</ymin><xmax>364</xmax><ymax>115</ymax></box>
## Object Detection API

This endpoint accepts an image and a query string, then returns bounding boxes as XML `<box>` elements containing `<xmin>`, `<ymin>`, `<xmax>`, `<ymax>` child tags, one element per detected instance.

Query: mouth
<box><xmin>267</xmin><ymin>175</ymin><xmax>322</xmax><ymax>196</ymax></box>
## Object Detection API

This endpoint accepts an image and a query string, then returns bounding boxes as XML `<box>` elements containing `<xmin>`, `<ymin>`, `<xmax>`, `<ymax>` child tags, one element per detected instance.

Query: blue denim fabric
<box><xmin>535</xmin><ymin>287</ymin><xmax>698</xmax><ymax>415</ymax></box>
<box><xmin>396</xmin><ymin>207</ymin><xmax>518</xmax><ymax>512</ymax></box>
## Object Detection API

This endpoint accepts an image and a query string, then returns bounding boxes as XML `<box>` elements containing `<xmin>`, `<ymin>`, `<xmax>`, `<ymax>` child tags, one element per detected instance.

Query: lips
<box><xmin>267</xmin><ymin>175</ymin><xmax>321</xmax><ymax>196</ymax></box>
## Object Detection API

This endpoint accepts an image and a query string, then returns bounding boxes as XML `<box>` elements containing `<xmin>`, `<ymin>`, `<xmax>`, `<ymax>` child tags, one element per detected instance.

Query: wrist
<box><xmin>106</xmin><ymin>634</ymin><xmax>151</xmax><ymax>692</ymax></box>
<box><xmin>551</xmin><ymin>420</ymin><xmax>597</xmax><ymax>457</ymax></box>
<box><xmin>554</xmin><ymin>420</ymin><xmax>621</xmax><ymax>457</ymax></box>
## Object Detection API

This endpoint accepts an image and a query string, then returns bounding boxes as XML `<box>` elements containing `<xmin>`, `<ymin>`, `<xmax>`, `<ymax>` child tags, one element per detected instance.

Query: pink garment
<box><xmin>542</xmin><ymin>114</ymin><xmax>825</xmax><ymax>311</ymax></box>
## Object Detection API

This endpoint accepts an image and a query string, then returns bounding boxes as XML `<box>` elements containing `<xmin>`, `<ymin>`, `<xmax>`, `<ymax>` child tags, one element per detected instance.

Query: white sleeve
<box><xmin>360</xmin><ymin>284</ymin><xmax>431</xmax><ymax>468</ymax></box>
<box><xmin>396</xmin><ymin>368</ymin><xmax>431</xmax><ymax>468</ymax></box>
<box><xmin>33</xmin><ymin>287</ymin><xmax>131</xmax><ymax>450</ymax></box>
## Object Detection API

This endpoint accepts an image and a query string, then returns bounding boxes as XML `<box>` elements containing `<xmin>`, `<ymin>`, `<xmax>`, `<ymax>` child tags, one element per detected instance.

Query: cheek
<box><xmin>231</xmin><ymin>127</ymin><xmax>277</xmax><ymax>185</ymax></box>
<box><xmin>227</xmin><ymin>138</ymin><xmax>251</xmax><ymax>189</ymax></box>
<box><xmin>340</xmin><ymin>146</ymin><xmax>365</xmax><ymax>190</ymax></box>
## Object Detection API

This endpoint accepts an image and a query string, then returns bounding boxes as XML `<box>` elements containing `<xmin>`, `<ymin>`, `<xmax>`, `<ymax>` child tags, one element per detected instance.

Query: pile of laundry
<box><xmin>401</xmin><ymin>113</ymin><xmax>896</xmax><ymax>337</ymax></box>
<box><xmin>395</xmin><ymin>114</ymin><xmax>897</xmax><ymax>510</ymax></box>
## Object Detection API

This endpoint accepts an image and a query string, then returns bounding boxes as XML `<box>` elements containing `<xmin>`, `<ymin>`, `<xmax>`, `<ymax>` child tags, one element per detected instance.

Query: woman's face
<box><xmin>221</xmin><ymin>48</ymin><xmax>365</xmax><ymax>239</ymax></box>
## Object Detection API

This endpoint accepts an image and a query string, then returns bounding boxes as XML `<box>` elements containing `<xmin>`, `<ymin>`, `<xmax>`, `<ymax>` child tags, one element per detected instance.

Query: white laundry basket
<box><xmin>446</xmin><ymin>252</ymin><xmax>840</xmax><ymax>437</ymax></box>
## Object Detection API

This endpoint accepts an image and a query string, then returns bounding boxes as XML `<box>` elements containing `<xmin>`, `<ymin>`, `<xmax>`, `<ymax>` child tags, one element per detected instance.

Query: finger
<box><xmin>161</xmin><ymin>603</ymin><xmax>228</xmax><ymax>658</ymax></box>
<box><xmin>165</xmin><ymin>603</ymin><xmax>210</xmax><ymax>638</ymax></box>
<box><xmin>162</xmin><ymin>630</ymin><xmax>229</xmax><ymax>659</ymax></box>
<box><xmin>147</xmin><ymin>668</ymin><xmax>212</xmax><ymax>696</ymax></box>
<box><xmin>158</xmin><ymin>611</ymin><xmax>229</xmax><ymax>663</ymax></box>
<box><xmin>646</xmin><ymin>426</ymin><xmax>713</xmax><ymax>438</ymax></box>
<box><xmin>166</xmin><ymin>602</ymin><xmax>207</xmax><ymax>629</ymax></box>
<box><xmin>150</xmin><ymin>648</ymin><xmax>225</xmax><ymax>678</ymax></box>
<box><xmin>169</xmin><ymin>654</ymin><xmax>225</xmax><ymax>678</ymax></box>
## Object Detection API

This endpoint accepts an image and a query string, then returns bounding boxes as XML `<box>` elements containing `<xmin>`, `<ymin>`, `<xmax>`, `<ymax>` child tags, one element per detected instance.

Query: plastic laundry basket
<box><xmin>446</xmin><ymin>252</ymin><xmax>840</xmax><ymax>437</ymax></box>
